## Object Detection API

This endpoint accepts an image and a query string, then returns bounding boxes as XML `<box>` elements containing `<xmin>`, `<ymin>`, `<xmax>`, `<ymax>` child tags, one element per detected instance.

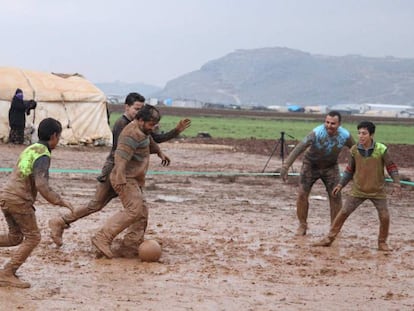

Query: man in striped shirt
<box><xmin>91</xmin><ymin>104</ymin><xmax>169</xmax><ymax>259</ymax></box>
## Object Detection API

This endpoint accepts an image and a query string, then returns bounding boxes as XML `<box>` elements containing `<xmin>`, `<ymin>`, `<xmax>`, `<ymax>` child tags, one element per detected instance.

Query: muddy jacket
<box><xmin>284</xmin><ymin>124</ymin><xmax>354</xmax><ymax>169</ymax></box>
<box><xmin>110</xmin><ymin>120</ymin><xmax>161</xmax><ymax>188</ymax></box>
<box><xmin>98</xmin><ymin>114</ymin><xmax>180</xmax><ymax>181</ymax></box>
<box><xmin>0</xmin><ymin>142</ymin><xmax>66</xmax><ymax>207</ymax></box>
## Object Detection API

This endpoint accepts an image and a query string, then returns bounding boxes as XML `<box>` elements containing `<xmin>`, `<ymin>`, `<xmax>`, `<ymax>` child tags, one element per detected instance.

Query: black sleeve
<box><xmin>151</xmin><ymin>128</ymin><xmax>180</xmax><ymax>143</ymax></box>
<box><xmin>111</xmin><ymin>118</ymin><xmax>128</xmax><ymax>151</ymax></box>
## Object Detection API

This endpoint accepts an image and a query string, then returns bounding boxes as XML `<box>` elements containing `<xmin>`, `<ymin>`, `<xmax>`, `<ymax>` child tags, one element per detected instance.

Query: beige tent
<box><xmin>0</xmin><ymin>66</ymin><xmax>112</xmax><ymax>145</ymax></box>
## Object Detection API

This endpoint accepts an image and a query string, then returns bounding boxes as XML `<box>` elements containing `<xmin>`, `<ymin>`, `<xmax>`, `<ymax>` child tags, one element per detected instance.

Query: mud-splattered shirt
<box><xmin>110</xmin><ymin>120</ymin><xmax>161</xmax><ymax>188</ymax></box>
<box><xmin>284</xmin><ymin>124</ymin><xmax>354</xmax><ymax>169</ymax></box>
<box><xmin>339</xmin><ymin>142</ymin><xmax>400</xmax><ymax>199</ymax></box>
<box><xmin>0</xmin><ymin>142</ymin><xmax>66</xmax><ymax>207</ymax></box>
<box><xmin>98</xmin><ymin>114</ymin><xmax>180</xmax><ymax>181</ymax></box>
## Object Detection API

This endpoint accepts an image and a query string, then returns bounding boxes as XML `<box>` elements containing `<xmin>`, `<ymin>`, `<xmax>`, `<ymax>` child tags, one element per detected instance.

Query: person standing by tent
<box><xmin>8</xmin><ymin>88</ymin><xmax>37</xmax><ymax>145</ymax></box>
<box><xmin>0</xmin><ymin>118</ymin><xmax>73</xmax><ymax>288</ymax></box>
<box><xmin>91</xmin><ymin>104</ymin><xmax>169</xmax><ymax>259</ymax></box>
<box><xmin>49</xmin><ymin>92</ymin><xmax>191</xmax><ymax>254</ymax></box>
<box><xmin>279</xmin><ymin>111</ymin><xmax>355</xmax><ymax>236</ymax></box>
<box><xmin>313</xmin><ymin>121</ymin><xmax>401</xmax><ymax>251</ymax></box>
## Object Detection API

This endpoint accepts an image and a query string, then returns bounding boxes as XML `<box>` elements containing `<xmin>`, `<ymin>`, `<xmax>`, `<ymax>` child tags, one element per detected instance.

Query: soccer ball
<box><xmin>138</xmin><ymin>239</ymin><xmax>162</xmax><ymax>262</ymax></box>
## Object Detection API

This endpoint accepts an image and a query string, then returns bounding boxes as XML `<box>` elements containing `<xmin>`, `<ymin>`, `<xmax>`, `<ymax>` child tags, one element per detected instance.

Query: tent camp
<box><xmin>0</xmin><ymin>66</ymin><xmax>112</xmax><ymax>145</ymax></box>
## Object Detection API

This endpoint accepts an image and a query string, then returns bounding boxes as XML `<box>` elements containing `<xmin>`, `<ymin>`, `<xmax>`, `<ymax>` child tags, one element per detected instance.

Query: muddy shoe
<box><xmin>91</xmin><ymin>235</ymin><xmax>114</xmax><ymax>259</ymax></box>
<box><xmin>312</xmin><ymin>236</ymin><xmax>334</xmax><ymax>247</ymax></box>
<box><xmin>295</xmin><ymin>224</ymin><xmax>307</xmax><ymax>236</ymax></box>
<box><xmin>113</xmin><ymin>245</ymin><xmax>138</xmax><ymax>258</ymax></box>
<box><xmin>378</xmin><ymin>242</ymin><xmax>391</xmax><ymax>252</ymax></box>
<box><xmin>0</xmin><ymin>270</ymin><xmax>31</xmax><ymax>289</ymax></box>
<box><xmin>49</xmin><ymin>217</ymin><xmax>68</xmax><ymax>247</ymax></box>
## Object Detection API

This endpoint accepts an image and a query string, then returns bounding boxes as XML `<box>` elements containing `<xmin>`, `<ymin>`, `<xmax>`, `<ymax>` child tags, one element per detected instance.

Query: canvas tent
<box><xmin>0</xmin><ymin>66</ymin><xmax>112</xmax><ymax>145</ymax></box>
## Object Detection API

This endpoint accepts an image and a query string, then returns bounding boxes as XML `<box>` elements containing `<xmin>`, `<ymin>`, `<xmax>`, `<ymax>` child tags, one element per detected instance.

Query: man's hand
<box><xmin>175</xmin><ymin>119</ymin><xmax>191</xmax><ymax>133</ymax></box>
<box><xmin>332</xmin><ymin>185</ymin><xmax>343</xmax><ymax>197</ymax></box>
<box><xmin>279</xmin><ymin>166</ymin><xmax>289</xmax><ymax>182</ymax></box>
<box><xmin>391</xmin><ymin>183</ymin><xmax>402</xmax><ymax>198</ymax></box>
<box><xmin>158</xmin><ymin>151</ymin><xmax>171</xmax><ymax>166</ymax></box>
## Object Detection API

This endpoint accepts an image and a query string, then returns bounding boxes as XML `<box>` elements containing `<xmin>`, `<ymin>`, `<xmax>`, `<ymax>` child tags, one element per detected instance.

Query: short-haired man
<box><xmin>91</xmin><ymin>105</ymin><xmax>169</xmax><ymax>258</ymax></box>
<box><xmin>49</xmin><ymin>93</ymin><xmax>190</xmax><ymax>251</ymax></box>
<box><xmin>280</xmin><ymin>111</ymin><xmax>355</xmax><ymax>236</ymax></box>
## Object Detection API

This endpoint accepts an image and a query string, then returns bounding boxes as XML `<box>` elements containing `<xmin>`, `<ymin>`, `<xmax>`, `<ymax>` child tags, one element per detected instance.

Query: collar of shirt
<box><xmin>357</xmin><ymin>141</ymin><xmax>375</xmax><ymax>157</ymax></box>
<box><xmin>122</xmin><ymin>114</ymin><xmax>132</xmax><ymax>122</ymax></box>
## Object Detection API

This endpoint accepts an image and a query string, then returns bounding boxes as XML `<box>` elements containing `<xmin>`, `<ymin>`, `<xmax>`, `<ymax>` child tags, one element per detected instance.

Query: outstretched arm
<box><xmin>332</xmin><ymin>155</ymin><xmax>355</xmax><ymax>197</ymax></box>
<box><xmin>33</xmin><ymin>156</ymin><xmax>73</xmax><ymax>212</ymax></box>
<box><xmin>151</xmin><ymin>118</ymin><xmax>191</xmax><ymax>143</ymax></box>
<box><xmin>280</xmin><ymin>132</ymin><xmax>313</xmax><ymax>181</ymax></box>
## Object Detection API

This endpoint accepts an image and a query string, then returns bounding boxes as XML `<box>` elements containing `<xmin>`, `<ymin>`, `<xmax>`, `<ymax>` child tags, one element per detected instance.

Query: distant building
<box><xmin>360</xmin><ymin>103</ymin><xmax>414</xmax><ymax>117</ymax></box>
<box><xmin>148</xmin><ymin>98</ymin><xmax>159</xmax><ymax>106</ymax></box>
<box><xmin>267</xmin><ymin>105</ymin><xmax>282</xmax><ymax>111</ymax></box>
<box><xmin>171</xmin><ymin>99</ymin><xmax>204</xmax><ymax>108</ymax></box>
<box><xmin>363</xmin><ymin>103</ymin><xmax>413</xmax><ymax>112</ymax></box>
<box><xmin>287</xmin><ymin>105</ymin><xmax>305</xmax><ymax>112</ymax></box>
<box><xmin>304</xmin><ymin>105</ymin><xmax>328</xmax><ymax>114</ymax></box>
<box><xmin>399</xmin><ymin>109</ymin><xmax>414</xmax><ymax>118</ymax></box>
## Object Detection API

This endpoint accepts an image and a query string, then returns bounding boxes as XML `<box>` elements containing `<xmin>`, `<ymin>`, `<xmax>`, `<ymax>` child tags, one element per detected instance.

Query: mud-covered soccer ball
<box><xmin>138</xmin><ymin>239</ymin><xmax>162</xmax><ymax>262</ymax></box>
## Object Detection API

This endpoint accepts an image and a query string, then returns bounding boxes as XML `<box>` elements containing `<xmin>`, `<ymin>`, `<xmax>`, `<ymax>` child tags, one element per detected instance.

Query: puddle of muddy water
<box><xmin>153</xmin><ymin>195</ymin><xmax>190</xmax><ymax>203</ymax></box>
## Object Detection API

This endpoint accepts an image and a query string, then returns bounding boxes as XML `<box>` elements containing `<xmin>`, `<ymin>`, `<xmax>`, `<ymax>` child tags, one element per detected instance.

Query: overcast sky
<box><xmin>1</xmin><ymin>0</ymin><xmax>413</xmax><ymax>87</ymax></box>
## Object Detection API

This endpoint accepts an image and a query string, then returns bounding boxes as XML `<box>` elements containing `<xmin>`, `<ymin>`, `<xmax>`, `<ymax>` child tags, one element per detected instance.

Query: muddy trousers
<box><xmin>62</xmin><ymin>178</ymin><xmax>118</xmax><ymax>224</ymax></box>
<box><xmin>296</xmin><ymin>191</ymin><xmax>342</xmax><ymax>225</ymax></box>
<box><xmin>0</xmin><ymin>204</ymin><xmax>41</xmax><ymax>273</ymax></box>
<box><xmin>297</xmin><ymin>163</ymin><xmax>342</xmax><ymax>227</ymax></box>
<box><xmin>327</xmin><ymin>196</ymin><xmax>389</xmax><ymax>243</ymax></box>
<box><xmin>97</xmin><ymin>181</ymin><xmax>148</xmax><ymax>249</ymax></box>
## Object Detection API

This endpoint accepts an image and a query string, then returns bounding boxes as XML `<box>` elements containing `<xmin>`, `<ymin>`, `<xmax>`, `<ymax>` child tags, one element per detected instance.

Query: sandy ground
<box><xmin>0</xmin><ymin>141</ymin><xmax>413</xmax><ymax>311</ymax></box>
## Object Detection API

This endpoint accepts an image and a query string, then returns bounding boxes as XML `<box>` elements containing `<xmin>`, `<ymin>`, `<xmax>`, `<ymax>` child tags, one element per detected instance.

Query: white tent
<box><xmin>0</xmin><ymin>67</ymin><xmax>112</xmax><ymax>145</ymax></box>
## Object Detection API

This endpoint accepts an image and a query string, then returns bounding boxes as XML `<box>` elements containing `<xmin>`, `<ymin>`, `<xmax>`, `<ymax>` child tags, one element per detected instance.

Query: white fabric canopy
<box><xmin>0</xmin><ymin>67</ymin><xmax>112</xmax><ymax>145</ymax></box>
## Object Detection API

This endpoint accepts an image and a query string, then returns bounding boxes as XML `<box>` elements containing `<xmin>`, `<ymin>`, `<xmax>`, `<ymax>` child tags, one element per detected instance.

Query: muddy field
<box><xmin>0</xmin><ymin>140</ymin><xmax>413</xmax><ymax>310</ymax></box>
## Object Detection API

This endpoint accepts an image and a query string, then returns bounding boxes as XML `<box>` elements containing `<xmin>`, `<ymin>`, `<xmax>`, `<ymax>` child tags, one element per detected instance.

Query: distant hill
<box><xmin>154</xmin><ymin>47</ymin><xmax>414</xmax><ymax>106</ymax></box>
<box><xmin>95</xmin><ymin>81</ymin><xmax>161</xmax><ymax>98</ymax></box>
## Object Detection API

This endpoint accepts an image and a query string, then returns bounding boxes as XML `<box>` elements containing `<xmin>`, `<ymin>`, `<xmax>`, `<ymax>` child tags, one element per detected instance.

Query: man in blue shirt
<box><xmin>280</xmin><ymin>111</ymin><xmax>355</xmax><ymax>236</ymax></box>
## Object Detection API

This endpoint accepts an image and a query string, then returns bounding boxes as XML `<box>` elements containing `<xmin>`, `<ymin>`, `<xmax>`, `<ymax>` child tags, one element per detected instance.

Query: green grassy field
<box><xmin>109</xmin><ymin>113</ymin><xmax>414</xmax><ymax>145</ymax></box>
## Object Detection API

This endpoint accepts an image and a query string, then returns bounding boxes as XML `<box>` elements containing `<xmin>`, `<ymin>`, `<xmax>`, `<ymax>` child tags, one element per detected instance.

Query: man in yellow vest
<box><xmin>0</xmin><ymin>118</ymin><xmax>73</xmax><ymax>288</ymax></box>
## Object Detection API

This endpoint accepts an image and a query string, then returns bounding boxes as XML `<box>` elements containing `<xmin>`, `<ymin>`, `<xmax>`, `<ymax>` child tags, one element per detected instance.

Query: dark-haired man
<box><xmin>0</xmin><ymin>118</ymin><xmax>73</xmax><ymax>288</ymax></box>
<box><xmin>280</xmin><ymin>111</ymin><xmax>355</xmax><ymax>236</ymax></box>
<box><xmin>49</xmin><ymin>92</ymin><xmax>190</xmax><ymax>248</ymax></box>
<box><xmin>91</xmin><ymin>104</ymin><xmax>169</xmax><ymax>259</ymax></box>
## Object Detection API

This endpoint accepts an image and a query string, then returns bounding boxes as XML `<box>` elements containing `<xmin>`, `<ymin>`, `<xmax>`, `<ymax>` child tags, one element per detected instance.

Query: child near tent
<box><xmin>0</xmin><ymin>118</ymin><xmax>73</xmax><ymax>288</ymax></box>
